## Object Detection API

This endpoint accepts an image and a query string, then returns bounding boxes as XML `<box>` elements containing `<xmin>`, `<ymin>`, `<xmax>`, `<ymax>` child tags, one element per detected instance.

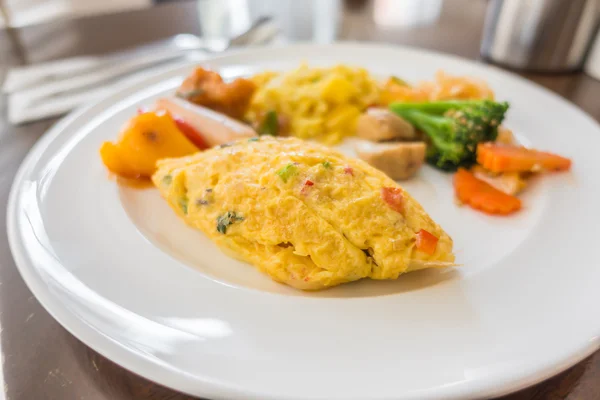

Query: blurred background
<box><xmin>0</xmin><ymin>0</ymin><xmax>153</xmax><ymax>27</ymax></box>
<box><xmin>2</xmin><ymin>0</ymin><xmax>599</xmax><ymax>124</ymax></box>
<box><xmin>2</xmin><ymin>0</ymin><xmax>598</xmax><ymax>70</ymax></box>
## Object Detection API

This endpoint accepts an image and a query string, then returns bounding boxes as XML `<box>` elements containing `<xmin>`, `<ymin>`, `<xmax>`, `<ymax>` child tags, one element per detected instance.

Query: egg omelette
<box><xmin>152</xmin><ymin>136</ymin><xmax>454</xmax><ymax>290</ymax></box>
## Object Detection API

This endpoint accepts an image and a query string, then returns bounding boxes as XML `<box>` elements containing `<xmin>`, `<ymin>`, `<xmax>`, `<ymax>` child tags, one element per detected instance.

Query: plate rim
<box><xmin>7</xmin><ymin>41</ymin><xmax>600</xmax><ymax>400</ymax></box>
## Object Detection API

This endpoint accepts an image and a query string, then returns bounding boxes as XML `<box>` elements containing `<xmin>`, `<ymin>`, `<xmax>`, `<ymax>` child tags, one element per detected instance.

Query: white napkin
<box><xmin>4</xmin><ymin>34</ymin><xmax>287</xmax><ymax>125</ymax></box>
<box><xmin>3</xmin><ymin>56</ymin><xmax>104</xmax><ymax>94</ymax></box>
<box><xmin>6</xmin><ymin>59</ymin><xmax>191</xmax><ymax>125</ymax></box>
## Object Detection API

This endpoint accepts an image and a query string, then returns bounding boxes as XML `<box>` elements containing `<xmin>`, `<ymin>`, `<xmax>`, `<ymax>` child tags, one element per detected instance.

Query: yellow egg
<box><xmin>152</xmin><ymin>137</ymin><xmax>454</xmax><ymax>290</ymax></box>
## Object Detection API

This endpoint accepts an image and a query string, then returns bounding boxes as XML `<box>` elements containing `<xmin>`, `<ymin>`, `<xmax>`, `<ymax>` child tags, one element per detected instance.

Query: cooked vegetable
<box><xmin>176</xmin><ymin>67</ymin><xmax>256</xmax><ymax>119</ymax></box>
<box><xmin>356</xmin><ymin>108</ymin><xmax>417</xmax><ymax>142</ymax></box>
<box><xmin>381</xmin><ymin>186</ymin><xmax>405</xmax><ymax>214</ymax></box>
<box><xmin>390</xmin><ymin>99</ymin><xmax>509</xmax><ymax>171</ymax></box>
<box><xmin>99</xmin><ymin>111</ymin><xmax>199</xmax><ymax>179</ymax></box>
<box><xmin>156</xmin><ymin>97</ymin><xmax>257</xmax><ymax>147</ymax></box>
<box><xmin>381</xmin><ymin>71</ymin><xmax>495</xmax><ymax>105</ymax></box>
<box><xmin>216</xmin><ymin>211</ymin><xmax>244</xmax><ymax>234</ymax></box>
<box><xmin>390</xmin><ymin>76</ymin><xmax>409</xmax><ymax>87</ymax></box>
<box><xmin>322</xmin><ymin>161</ymin><xmax>332</xmax><ymax>169</ymax></box>
<box><xmin>173</xmin><ymin>117</ymin><xmax>209</xmax><ymax>149</ymax></box>
<box><xmin>391</xmin><ymin>99</ymin><xmax>508</xmax><ymax>117</ymax></box>
<box><xmin>258</xmin><ymin>110</ymin><xmax>279</xmax><ymax>136</ymax></box>
<box><xmin>277</xmin><ymin>163</ymin><xmax>298</xmax><ymax>182</ymax></box>
<box><xmin>355</xmin><ymin>140</ymin><xmax>426</xmax><ymax>181</ymax></box>
<box><xmin>178</xmin><ymin>197</ymin><xmax>189</xmax><ymax>215</ymax></box>
<box><xmin>472</xmin><ymin>166</ymin><xmax>527</xmax><ymax>196</ymax></box>
<box><xmin>454</xmin><ymin>168</ymin><xmax>521</xmax><ymax>215</ymax></box>
<box><xmin>496</xmin><ymin>126</ymin><xmax>516</xmax><ymax>145</ymax></box>
<box><xmin>301</xmin><ymin>179</ymin><xmax>314</xmax><ymax>194</ymax></box>
<box><xmin>161</xmin><ymin>174</ymin><xmax>173</xmax><ymax>185</ymax></box>
<box><xmin>415</xmin><ymin>229</ymin><xmax>438</xmax><ymax>255</ymax></box>
<box><xmin>477</xmin><ymin>143</ymin><xmax>572</xmax><ymax>173</ymax></box>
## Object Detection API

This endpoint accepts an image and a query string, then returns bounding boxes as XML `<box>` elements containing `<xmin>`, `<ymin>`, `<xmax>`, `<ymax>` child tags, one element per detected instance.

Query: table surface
<box><xmin>1</xmin><ymin>1</ymin><xmax>599</xmax><ymax>399</ymax></box>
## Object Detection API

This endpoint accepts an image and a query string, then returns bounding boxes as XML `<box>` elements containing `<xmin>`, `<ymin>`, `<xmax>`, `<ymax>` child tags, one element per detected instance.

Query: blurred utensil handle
<box><xmin>3</xmin><ymin>16</ymin><xmax>277</xmax><ymax>93</ymax></box>
<box><xmin>481</xmin><ymin>0</ymin><xmax>600</xmax><ymax>72</ymax></box>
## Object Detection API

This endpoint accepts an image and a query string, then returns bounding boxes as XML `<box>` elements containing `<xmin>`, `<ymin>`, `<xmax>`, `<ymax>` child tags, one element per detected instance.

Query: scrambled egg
<box><xmin>247</xmin><ymin>64</ymin><xmax>380</xmax><ymax>144</ymax></box>
<box><xmin>152</xmin><ymin>137</ymin><xmax>454</xmax><ymax>290</ymax></box>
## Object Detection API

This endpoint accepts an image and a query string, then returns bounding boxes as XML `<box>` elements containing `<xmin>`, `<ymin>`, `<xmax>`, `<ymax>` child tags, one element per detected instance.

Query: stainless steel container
<box><xmin>481</xmin><ymin>0</ymin><xmax>600</xmax><ymax>72</ymax></box>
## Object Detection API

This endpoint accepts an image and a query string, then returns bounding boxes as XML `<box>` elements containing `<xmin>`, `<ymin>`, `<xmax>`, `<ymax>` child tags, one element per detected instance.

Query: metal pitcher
<box><xmin>481</xmin><ymin>0</ymin><xmax>600</xmax><ymax>72</ymax></box>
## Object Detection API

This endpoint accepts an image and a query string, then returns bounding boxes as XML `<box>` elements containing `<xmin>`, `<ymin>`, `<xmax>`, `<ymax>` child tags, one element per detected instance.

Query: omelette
<box><xmin>152</xmin><ymin>136</ymin><xmax>454</xmax><ymax>290</ymax></box>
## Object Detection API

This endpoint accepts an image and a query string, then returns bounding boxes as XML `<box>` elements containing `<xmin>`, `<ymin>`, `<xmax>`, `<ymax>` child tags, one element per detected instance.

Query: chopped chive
<box><xmin>258</xmin><ymin>110</ymin><xmax>279</xmax><ymax>136</ymax></box>
<box><xmin>390</xmin><ymin>76</ymin><xmax>409</xmax><ymax>87</ymax></box>
<box><xmin>161</xmin><ymin>175</ymin><xmax>173</xmax><ymax>185</ymax></box>
<box><xmin>216</xmin><ymin>211</ymin><xmax>244</xmax><ymax>234</ymax></box>
<box><xmin>276</xmin><ymin>163</ymin><xmax>298</xmax><ymax>183</ymax></box>
<box><xmin>178</xmin><ymin>197</ymin><xmax>189</xmax><ymax>215</ymax></box>
<box><xmin>322</xmin><ymin>161</ymin><xmax>332</xmax><ymax>169</ymax></box>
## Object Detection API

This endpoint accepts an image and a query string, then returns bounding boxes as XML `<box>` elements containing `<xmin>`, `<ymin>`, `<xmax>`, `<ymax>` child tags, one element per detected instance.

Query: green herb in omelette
<box><xmin>322</xmin><ymin>161</ymin><xmax>332</xmax><ymax>169</ymax></box>
<box><xmin>217</xmin><ymin>211</ymin><xmax>244</xmax><ymax>234</ymax></box>
<box><xmin>258</xmin><ymin>110</ymin><xmax>279</xmax><ymax>136</ymax></box>
<box><xmin>161</xmin><ymin>175</ymin><xmax>172</xmax><ymax>185</ymax></box>
<box><xmin>277</xmin><ymin>163</ymin><xmax>298</xmax><ymax>183</ymax></box>
<box><xmin>178</xmin><ymin>197</ymin><xmax>189</xmax><ymax>215</ymax></box>
<box><xmin>390</xmin><ymin>76</ymin><xmax>409</xmax><ymax>87</ymax></box>
<box><xmin>248</xmin><ymin>137</ymin><xmax>260</xmax><ymax>142</ymax></box>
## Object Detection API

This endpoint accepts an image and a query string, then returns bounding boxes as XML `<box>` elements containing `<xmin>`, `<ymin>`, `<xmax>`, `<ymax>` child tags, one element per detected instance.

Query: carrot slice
<box><xmin>415</xmin><ymin>229</ymin><xmax>438</xmax><ymax>255</ymax></box>
<box><xmin>454</xmin><ymin>168</ymin><xmax>522</xmax><ymax>215</ymax></box>
<box><xmin>477</xmin><ymin>143</ymin><xmax>571</xmax><ymax>173</ymax></box>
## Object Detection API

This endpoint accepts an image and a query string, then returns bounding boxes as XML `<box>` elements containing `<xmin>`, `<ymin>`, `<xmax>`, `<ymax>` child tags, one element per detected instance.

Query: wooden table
<box><xmin>1</xmin><ymin>1</ymin><xmax>598</xmax><ymax>399</ymax></box>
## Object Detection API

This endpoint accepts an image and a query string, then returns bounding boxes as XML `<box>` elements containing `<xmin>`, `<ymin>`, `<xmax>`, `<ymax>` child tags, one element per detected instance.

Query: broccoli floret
<box><xmin>389</xmin><ymin>100</ymin><xmax>509</xmax><ymax>171</ymax></box>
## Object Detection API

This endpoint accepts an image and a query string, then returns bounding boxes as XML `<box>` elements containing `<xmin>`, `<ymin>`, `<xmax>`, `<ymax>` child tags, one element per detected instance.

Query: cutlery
<box><xmin>3</xmin><ymin>16</ymin><xmax>278</xmax><ymax>94</ymax></box>
<box><xmin>6</xmin><ymin>16</ymin><xmax>280</xmax><ymax>124</ymax></box>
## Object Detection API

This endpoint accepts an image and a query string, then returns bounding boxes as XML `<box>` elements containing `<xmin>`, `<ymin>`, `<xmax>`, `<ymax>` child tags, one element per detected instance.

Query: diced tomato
<box><xmin>173</xmin><ymin>117</ymin><xmax>209</xmax><ymax>150</ymax></box>
<box><xmin>301</xmin><ymin>179</ymin><xmax>314</xmax><ymax>194</ymax></box>
<box><xmin>381</xmin><ymin>186</ymin><xmax>404</xmax><ymax>214</ymax></box>
<box><xmin>454</xmin><ymin>168</ymin><xmax>522</xmax><ymax>215</ymax></box>
<box><xmin>344</xmin><ymin>166</ymin><xmax>354</xmax><ymax>176</ymax></box>
<box><xmin>477</xmin><ymin>142</ymin><xmax>571</xmax><ymax>173</ymax></box>
<box><xmin>415</xmin><ymin>229</ymin><xmax>438</xmax><ymax>255</ymax></box>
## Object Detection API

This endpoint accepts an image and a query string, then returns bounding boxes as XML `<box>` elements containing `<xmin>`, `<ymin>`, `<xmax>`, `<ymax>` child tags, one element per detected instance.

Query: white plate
<box><xmin>7</xmin><ymin>43</ymin><xmax>600</xmax><ymax>400</ymax></box>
